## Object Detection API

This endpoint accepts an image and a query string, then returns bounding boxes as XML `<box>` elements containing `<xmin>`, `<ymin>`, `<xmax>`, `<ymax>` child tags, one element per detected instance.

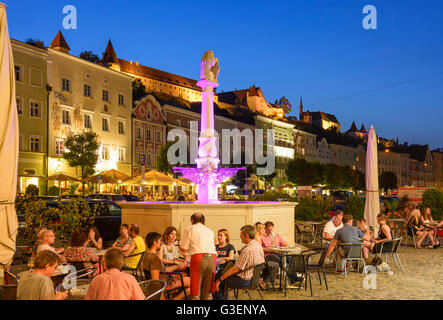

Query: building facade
<box><xmin>12</xmin><ymin>39</ymin><xmax>49</xmax><ymax>195</ymax></box>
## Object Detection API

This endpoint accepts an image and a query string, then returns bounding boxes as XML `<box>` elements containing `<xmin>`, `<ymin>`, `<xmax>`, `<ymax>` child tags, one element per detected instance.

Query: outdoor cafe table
<box><xmin>296</xmin><ymin>221</ymin><xmax>325</xmax><ymax>244</ymax></box>
<box><xmin>387</xmin><ymin>218</ymin><xmax>406</xmax><ymax>238</ymax></box>
<box><xmin>90</xmin><ymin>249</ymin><xmax>107</xmax><ymax>273</ymax></box>
<box><xmin>268</xmin><ymin>246</ymin><xmax>303</xmax><ymax>291</ymax></box>
<box><xmin>51</xmin><ymin>264</ymin><xmax>70</xmax><ymax>289</ymax></box>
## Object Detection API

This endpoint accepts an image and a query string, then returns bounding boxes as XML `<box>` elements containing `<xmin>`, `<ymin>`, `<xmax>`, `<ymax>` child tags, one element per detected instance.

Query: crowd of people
<box><xmin>14</xmin><ymin>204</ymin><xmax>443</xmax><ymax>300</ymax></box>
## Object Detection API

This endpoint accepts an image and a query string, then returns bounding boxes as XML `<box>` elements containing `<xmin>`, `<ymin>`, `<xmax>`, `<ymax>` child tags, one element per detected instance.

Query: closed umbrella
<box><xmin>364</xmin><ymin>125</ymin><xmax>380</xmax><ymax>228</ymax></box>
<box><xmin>0</xmin><ymin>2</ymin><xmax>19</xmax><ymax>265</ymax></box>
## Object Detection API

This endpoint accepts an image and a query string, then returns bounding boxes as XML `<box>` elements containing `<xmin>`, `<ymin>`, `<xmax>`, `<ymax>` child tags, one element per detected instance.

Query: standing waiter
<box><xmin>180</xmin><ymin>213</ymin><xmax>216</xmax><ymax>300</ymax></box>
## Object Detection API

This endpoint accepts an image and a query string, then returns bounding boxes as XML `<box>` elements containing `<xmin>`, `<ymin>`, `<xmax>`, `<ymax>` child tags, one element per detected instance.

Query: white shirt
<box><xmin>36</xmin><ymin>244</ymin><xmax>58</xmax><ymax>255</ymax></box>
<box><xmin>322</xmin><ymin>220</ymin><xmax>343</xmax><ymax>244</ymax></box>
<box><xmin>180</xmin><ymin>223</ymin><xmax>216</xmax><ymax>256</ymax></box>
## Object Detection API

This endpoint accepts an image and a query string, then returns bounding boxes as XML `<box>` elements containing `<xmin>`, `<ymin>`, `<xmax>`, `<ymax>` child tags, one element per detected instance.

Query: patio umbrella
<box><xmin>0</xmin><ymin>3</ymin><xmax>19</xmax><ymax>265</ymax></box>
<box><xmin>83</xmin><ymin>174</ymin><xmax>117</xmax><ymax>184</ymax></box>
<box><xmin>44</xmin><ymin>173</ymin><xmax>80</xmax><ymax>182</ymax></box>
<box><xmin>178</xmin><ymin>177</ymin><xmax>193</xmax><ymax>185</ymax></box>
<box><xmin>121</xmin><ymin>170</ymin><xmax>176</xmax><ymax>186</ymax></box>
<box><xmin>364</xmin><ymin>125</ymin><xmax>380</xmax><ymax>228</ymax></box>
<box><xmin>99</xmin><ymin>169</ymin><xmax>131</xmax><ymax>183</ymax></box>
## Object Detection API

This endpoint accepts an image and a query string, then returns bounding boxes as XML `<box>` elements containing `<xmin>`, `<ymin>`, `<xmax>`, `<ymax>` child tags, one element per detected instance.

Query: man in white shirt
<box><xmin>36</xmin><ymin>229</ymin><xmax>66</xmax><ymax>262</ymax></box>
<box><xmin>322</xmin><ymin>210</ymin><xmax>344</xmax><ymax>247</ymax></box>
<box><xmin>180</xmin><ymin>213</ymin><xmax>217</xmax><ymax>300</ymax></box>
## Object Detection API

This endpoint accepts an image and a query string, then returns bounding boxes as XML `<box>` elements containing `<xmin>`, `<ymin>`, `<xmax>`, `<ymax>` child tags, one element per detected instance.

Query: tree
<box><xmin>286</xmin><ymin>158</ymin><xmax>322</xmax><ymax>186</ymax></box>
<box><xmin>133</xmin><ymin>79</ymin><xmax>148</xmax><ymax>104</ymax></box>
<box><xmin>379</xmin><ymin>171</ymin><xmax>398</xmax><ymax>191</ymax></box>
<box><xmin>26</xmin><ymin>38</ymin><xmax>45</xmax><ymax>49</ymax></box>
<box><xmin>421</xmin><ymin>189</ymin><xmax>443</xmax><ymax>220</ymax></box>
<box><xmin>278</xmin><ymin>96</ymin><xmax>292</xmax><ymax>114</ymax></box>
<box><xmin>230</xmin><ymin>164</ymin><xmax>254</xmax><ymax>189</ymax></box>
<box><xmin>62</xmin><ymin>131</ymin><xmax>100</xmax><ymax>195</ymax></box>
<box><xmin>323</xmin><ymin>163</ymin><xmax>344</xmax><ymax>190</ymax></box>
<box><xmin>25</xmin><ymin>184</ymin><xmax>39</xmax><ymax>197</ymax></box>
<box><xmin>156</xmin><ymin>141</ymin><xmax>176</xmax><ymax>175</ymax></box>
<box><xmin>79</xmin><ymin>50</ymin><xmax>100</xmax><ymax>63</ymax></box>
<box><xmin>260</xmin><ymin>171</ymin><xmax>277</xmax><ymax>189</ymax></box>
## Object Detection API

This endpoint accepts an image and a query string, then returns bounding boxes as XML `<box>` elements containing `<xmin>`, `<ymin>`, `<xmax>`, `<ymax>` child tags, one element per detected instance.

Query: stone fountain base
<box><xmin>120</xmin><ymin>201</ymin><xmax>296</xmax><ymax>250</ymax></box>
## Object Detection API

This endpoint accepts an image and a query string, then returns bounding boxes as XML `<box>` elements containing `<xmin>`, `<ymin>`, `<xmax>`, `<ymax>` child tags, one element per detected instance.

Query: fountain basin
<box><xmin>120</xmin><ymin>201</ymin><xmax>296</xmax><ymax>250</ymax></box>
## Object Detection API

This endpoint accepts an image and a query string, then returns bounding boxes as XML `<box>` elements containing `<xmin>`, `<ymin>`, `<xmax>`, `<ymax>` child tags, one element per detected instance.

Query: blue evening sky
<box><xmin>6</xmin><ymin>0</ymin><xmax>443</xmax><ymax>149</ymax></box>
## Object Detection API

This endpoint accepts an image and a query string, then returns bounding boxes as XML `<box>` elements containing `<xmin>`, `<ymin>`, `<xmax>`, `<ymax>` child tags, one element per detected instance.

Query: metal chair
<box><xmin>337</xmin><ymin>243</ymin><xmax>365</xmax><ymax>279</ymax></box>
<box><xmin>0</xmin><ymin>285</ymin><xmax>18</xmax><ymax>300</ymax></box>
<box><xmin>302</xmin><ymin>247</ymin><xmax>329</xmax><ymax>290</ymax></box>
<box><xmin>125</xmin><ymin>252</ymin><xmax>145</xmax><ymax>281</ymax></box>
<box><xmin>143</xmin><ymin>269</ymin><xmax>187</xmax><ymax>300</ymax></box>
<box><xmin>295</xmin><ymin>223</ymin><xmax>315</xmax><ymax>243</ymax></box>
<box><xmin>6</xmin><ymin>264</ymin><xmax>30</xmax><ymax>284</ymax></box>
<box><xmin>404</xmin><ymin>226</ymin><xmax>417</xmax><ymax>248</ymax></box>
<box><xmin>223</xmin><ymin>263</ymin><xmax>266</xmax><ymax>300</ymax></box>
<box><xmin>280</xmin><ymin>253</ymin><xmax>312</xmax><ymax>297</ymax></box>
<box><xmin>378</xmin><ymin>238</ymin><xmax>403</xmax><ymax>272</ymax></box>
<box><xmin>61</xmin><ymin>265</ymin><xmax>97</xmax><ymax>290</ymax></box>
<box><xmin>139</xmin><ymin>279</ymin><xmax>167</xmax><ymax>300</ymax></box>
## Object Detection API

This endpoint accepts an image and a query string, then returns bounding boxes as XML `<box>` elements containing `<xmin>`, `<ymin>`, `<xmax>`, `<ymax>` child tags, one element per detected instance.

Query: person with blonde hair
<box><xmin>407</xmin><ymin>208</ymin><xmax>430</xmax><ymax>248</ymax></box>
<box><xmin>254</xmin><ymin>222</ymin><xmax>265</xmax><ymax>243</ymax></box>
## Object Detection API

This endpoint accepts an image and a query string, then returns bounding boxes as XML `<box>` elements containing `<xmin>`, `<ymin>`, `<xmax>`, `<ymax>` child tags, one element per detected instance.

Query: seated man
<box><xmin>322</xmin><ymin>211</ymin><xmax>344</xmax><ymax>247</ymax></box>
<box><xmin>17</xmin><ymin>250</ymin><xmax>68</xmax><ymax>300</ymax></box>
<box><xmin>214</xmin><ymin>225</ymin><xmax>265</xmax><ymax>300</ymax></box>
<box><xmin>84</xmin><ymin>249</ymin><xmax>145</xmax><ymax>300</ymax></box>
<box><xmin>143</xmin><ymin>232</ymin><xmax>190</xmax><ymax>300</ymax></box>
<box><xmin>325</xmin><ymin>214</ymin><xmax>365</xmax><ymax>272</ymax></box>
<box><xmin>123</xmin><ymin>224</ymin><xmax>146</xmax><ymax>270</ymax></box>
<box><xmin>36</xmin><ymin>229</ymin><xmax>66</xmax><ymax>263</ymax></box>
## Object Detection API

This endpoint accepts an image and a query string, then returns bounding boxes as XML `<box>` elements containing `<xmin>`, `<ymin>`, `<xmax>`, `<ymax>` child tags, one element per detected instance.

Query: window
<box><xmin>102</xmin><ymin>145</ymin><xmax>110</xmax><ymax>160</ymax></box>
<box><xmin>62</xmin><ymin>110</ymin><xmax>71</xmax><ymax>125</ymax></box>
<box><xmin>84</xmin><ymin>114</ymin><xmax>92</xmax><ymax>129</ymax></box>
<box><xmin>146</xmin><ymin>129</ymin><xmax>151</xmax><ymax>141</ymax></box>
<box><xmin>147</xmin><ymin>153</ymin><xmax>151</xmax><ymax>165</ymax></box>
<box><xmin>62</xmin><ymin>78</ymin><xmax>70</xmax><ymax>91</ymax></box>
<box><xmin>16</xmin><ymin>97</ymin><xmax>23</xmax><ymax>115</ymax></box>
<box><xmin>156</xmin><ymin>131</ymin><xmax>161</xmax><ymax>142</ymax></box>
<box><xmin>84</xmin><ymin>84</ymin><xmax>91</xmax><ymax>97</ymax></box>
<box><xmin>118</xmin><ymin>148</ymin><xmax>125</xmax><ymax>162</ymax></box>
<box><xmin>15</xmin><ymin>65</ymin><xmax>23</xmax><ymax>82</ymax></box>
<box><xmin>102</xmin><ymin>89</ymin><xmax>109</xmax><ymax>102</ymax></box>
<box><xmin>136</xmin><ymin>127</ymin><xmax>142</xmax><ymax>139</ymax></box>
<box><xmin>55</xmin><ymin>139</ymin><xmax>64</xmax><ymax>155</ymax></box>
<box><xmin>30</xmin><ymin>136</ymin><xmax>41</xmax><ymax>152</ymax></box>
<box><xmin>118</xmin><ymin>94</ymin><xmax>125</xmax><ymax>106</ymax></box>
<box><xmin>102</xmin><ymin>118</ymin><xmax>110</xmax><ymax>132</ymax></box>
<box><xmin>118</xmin><ymin>121</ymin><xmax>125</xmax><ymax>135</ymax></box>
<box><xmin>30</xmin><ymin>101</ymin><xmax>41</xmax><ymax>118</ymax></box>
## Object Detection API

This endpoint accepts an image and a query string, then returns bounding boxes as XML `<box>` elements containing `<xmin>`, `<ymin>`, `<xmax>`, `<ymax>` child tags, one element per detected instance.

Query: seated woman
<box><xmin>362</xmin><ymin>214</ymin><xmax>392</xmax><ymax>258</ymax></box>
<box><xmin>215</xmin><ymin>229</ymin><xmax>235</xmax><ymax>278</ymax></box>
<box><xmin>143</xmin><ymin>232</ymin><xmax>190</xmax><ymax>300</ymax></box>
<box><xmin>159</xmin><ymin>226</ymin><xmax>188</xmax><ymax>271</ymax></box>
<box><xmin>422</xmin><ymin>207</ymin><xmax>439</xmax><ymax>248</ymax></box>
<box><xmin>64</xmin><ymin>230</ymin><xmax>99</xmax><ymax>268</ymax></box>
<box><xmin>84</xmin><ymin>226</ymin><xmax>103</xmax><ymax>250</ymax></box>
<box><xmin>407</xmin><ymin>209</ymin><xmax>431</xmax><ymax>249</ymax></box>
<box><xmin>111</xmin><ymin>224</ymin><xmax>132</xmax><ymax>252</ymax></box>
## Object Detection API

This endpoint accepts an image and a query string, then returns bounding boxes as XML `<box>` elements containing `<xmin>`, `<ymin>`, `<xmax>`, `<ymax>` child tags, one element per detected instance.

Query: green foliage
<box><xmin>25</xmin><ymin>38</ymin><xmax>45</xmax><ymax>49</ymax></box>
<box><xmin>132</xmin><ymin>79</ymin><xmax>148</xmax><ymax>103</ymax></box>
<box><xmin>48</xmin><ymin>186</ymin><xmax>60</xmax><ymax>196</ymax></box>
<box><xmin>294</xmin><ymin>197</ymin><xmax>332</xmax><ymax>221</ymax></box>
<box><xmin>25</xmin><ymin>184</ymin><xmax>39</xmax><ymax>197</ymax></box>
<box><xmin>63</xmin><ymin>131</ymin><xmax>99</xmax><ymax>180</ymax></box>
<box><xmin>21</xmin><ymin>199</ymin><xmax>101</xmax><ymax>246</ymax></box>
<box><xmin>383</xmin><ymin>199</ymin><xmax>398</xmax><ymax>213</ymax></box>
<box><xmin>278</xmin><ymin>96</ymin><xmax>292</xmax><ymax>114</ymax></box>
<box><xmin>379</xmin><ymin>171</ymin><xmax>398</xmax><ymax>190</ymax></box>
<box><xmin>344</xmin><ymin>195</ymin><xmax>365</xmax><ymax>220</ymax></box>
<box><xmin>79</xmin><ymin>50</ymin><xmax>100</xmax><ymax>63</ymax></box>
<box><xmin>230</xmin><ymin>165</ymin><xmax>254</xmax><ymax>189</ymax></box>
<box><xmin>156</xmin><ymin>141</ymin><xmax>176</xmax><ymax>175</ymax></box>
<box><xmin>68</xmin><ymin>183</ymin><xmax>79</xmax><ymax>195</ymax></box>
<box><xmin>421</xmin><ymin>189</ymin><xmax>443</xmax><ymax>220</ymax></box>
<box><xmin>286</xmin><ymin>158</ymin><xmax>322</xmax><ymax>186</ymax></box>
<box><xmin>255</xmin><ymin>191</ymin><xmax>293</xmax><ymax>202</ymax></box>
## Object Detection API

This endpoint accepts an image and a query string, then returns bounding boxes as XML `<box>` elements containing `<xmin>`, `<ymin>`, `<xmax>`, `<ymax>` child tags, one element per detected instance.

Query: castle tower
<box><xmin>100</xmin><ymin>40</ymin><xmax>120</xmax><ymax>71</ymax></box>
<box><xmin>50</xmin><ymin>30</ymin><xmax>70</xmax><ymax>54</ymax></box>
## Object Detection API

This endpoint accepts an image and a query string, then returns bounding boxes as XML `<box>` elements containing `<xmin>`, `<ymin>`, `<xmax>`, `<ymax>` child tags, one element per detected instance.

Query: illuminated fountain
<box><xmin>120</xmin><ymin>51</ymin><xmax>296</xmax><ymax>249</ymax></box>
<box><xmin>173</xmin><ymin>50</ymin><xmax>243</xmax><ymax>203</ymax></box>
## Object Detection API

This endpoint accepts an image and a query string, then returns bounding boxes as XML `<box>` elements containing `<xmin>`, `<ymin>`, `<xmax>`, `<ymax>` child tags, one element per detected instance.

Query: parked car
<box><xmin>17</xmin><ymin>199</ymin><xmax>121</xmax><ymax>246</ymax></box>
<box><xmin>86</xmin><ymin>193</ymin><xmax>127</xmax><ymax>203</ymax></box>
<box><xmin>332</xmin><ymin>191</ymin><xmax>353</xmax><ymax>203</ymax></box>
<box><xmin>327</xmin><ymin>204</ymin><xmax>344</xmax><ymax>218</ymax></box>
<box><xmin>122</xmin><ymin>194</ymin><xmax>142</xmax><ymax>202</ymax></box>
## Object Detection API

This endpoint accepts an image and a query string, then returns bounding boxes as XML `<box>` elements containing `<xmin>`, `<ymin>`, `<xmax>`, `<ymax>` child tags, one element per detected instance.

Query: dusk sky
<box><xmin>6</xmin><ymin>0</ymin><xmax>443</xmax><ymax>149</ymax></box>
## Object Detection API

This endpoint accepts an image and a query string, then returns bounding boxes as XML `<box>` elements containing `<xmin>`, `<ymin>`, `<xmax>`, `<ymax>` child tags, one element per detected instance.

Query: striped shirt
<box><xmin>234</xmin><ymin>240</ymin><xmax>265</xmax><ymax>280</ymax></box>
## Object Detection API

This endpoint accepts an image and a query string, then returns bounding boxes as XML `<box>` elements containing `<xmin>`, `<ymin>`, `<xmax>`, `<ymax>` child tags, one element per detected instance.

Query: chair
<box><xmin>6</xmin><ymin>264</ymin><xmax>30</xmax><ymax>284</ymax></box>
<box><xmin>314</xmin><ymin>223</ymin><xmax>326</xmax><ymax>245</ymax></box>
<box><xmin>143</xmin><ymin>269</ymin><xmax>187</xmax><ymax>300</ymax></box>
<box><xmin>0</xmin><ymin>285</ymin><xmax>18</xmax><ymax>300</ymax></box>
<box><xmin>378</xmin><ymin>238</ymin><xmax>403</xmax><ymax>272</ymax></box>
<box><xmin>125</xmin><ymin>252</ymin><xmax>145</xmax><ymax>281</ymax></box>
<box><xmin>295</xmin><ymin>223</ymin><xmax>314</xmax><ymax>243</ymax></box>
<box><xmin>223</xmin><ymin>263</ymin><xmax>266</xmax><ymax>300</ymax></box>
<box><xmin>302</xmin><ymin>248</ymin><xmax>329</xmax><ymax>290</ymax></box>
<box><xmin>404</xmin><ymin>225</ymin><xmax>417</xmax><ymax>248</ymax></box>
<box><xmin>337</xmin><ymin>243</ymin><xmax>365</xmax><ymax>279</ymax></box>
<box><xmin>139</xmin><ymin>279</ymin><xmax>167</xmax><ymax>300</ymax></box>
<box><xmin>280</xmin><ymin>254</ymin><xmax>312</xmax><ymax>297</ymax></box>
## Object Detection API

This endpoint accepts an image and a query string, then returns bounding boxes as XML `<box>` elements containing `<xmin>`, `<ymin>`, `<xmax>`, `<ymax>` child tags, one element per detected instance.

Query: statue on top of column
<box><xmin>200</xmin><ymin>50</ymin><xmax>220</xmax><ymax>84</ymax></box>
